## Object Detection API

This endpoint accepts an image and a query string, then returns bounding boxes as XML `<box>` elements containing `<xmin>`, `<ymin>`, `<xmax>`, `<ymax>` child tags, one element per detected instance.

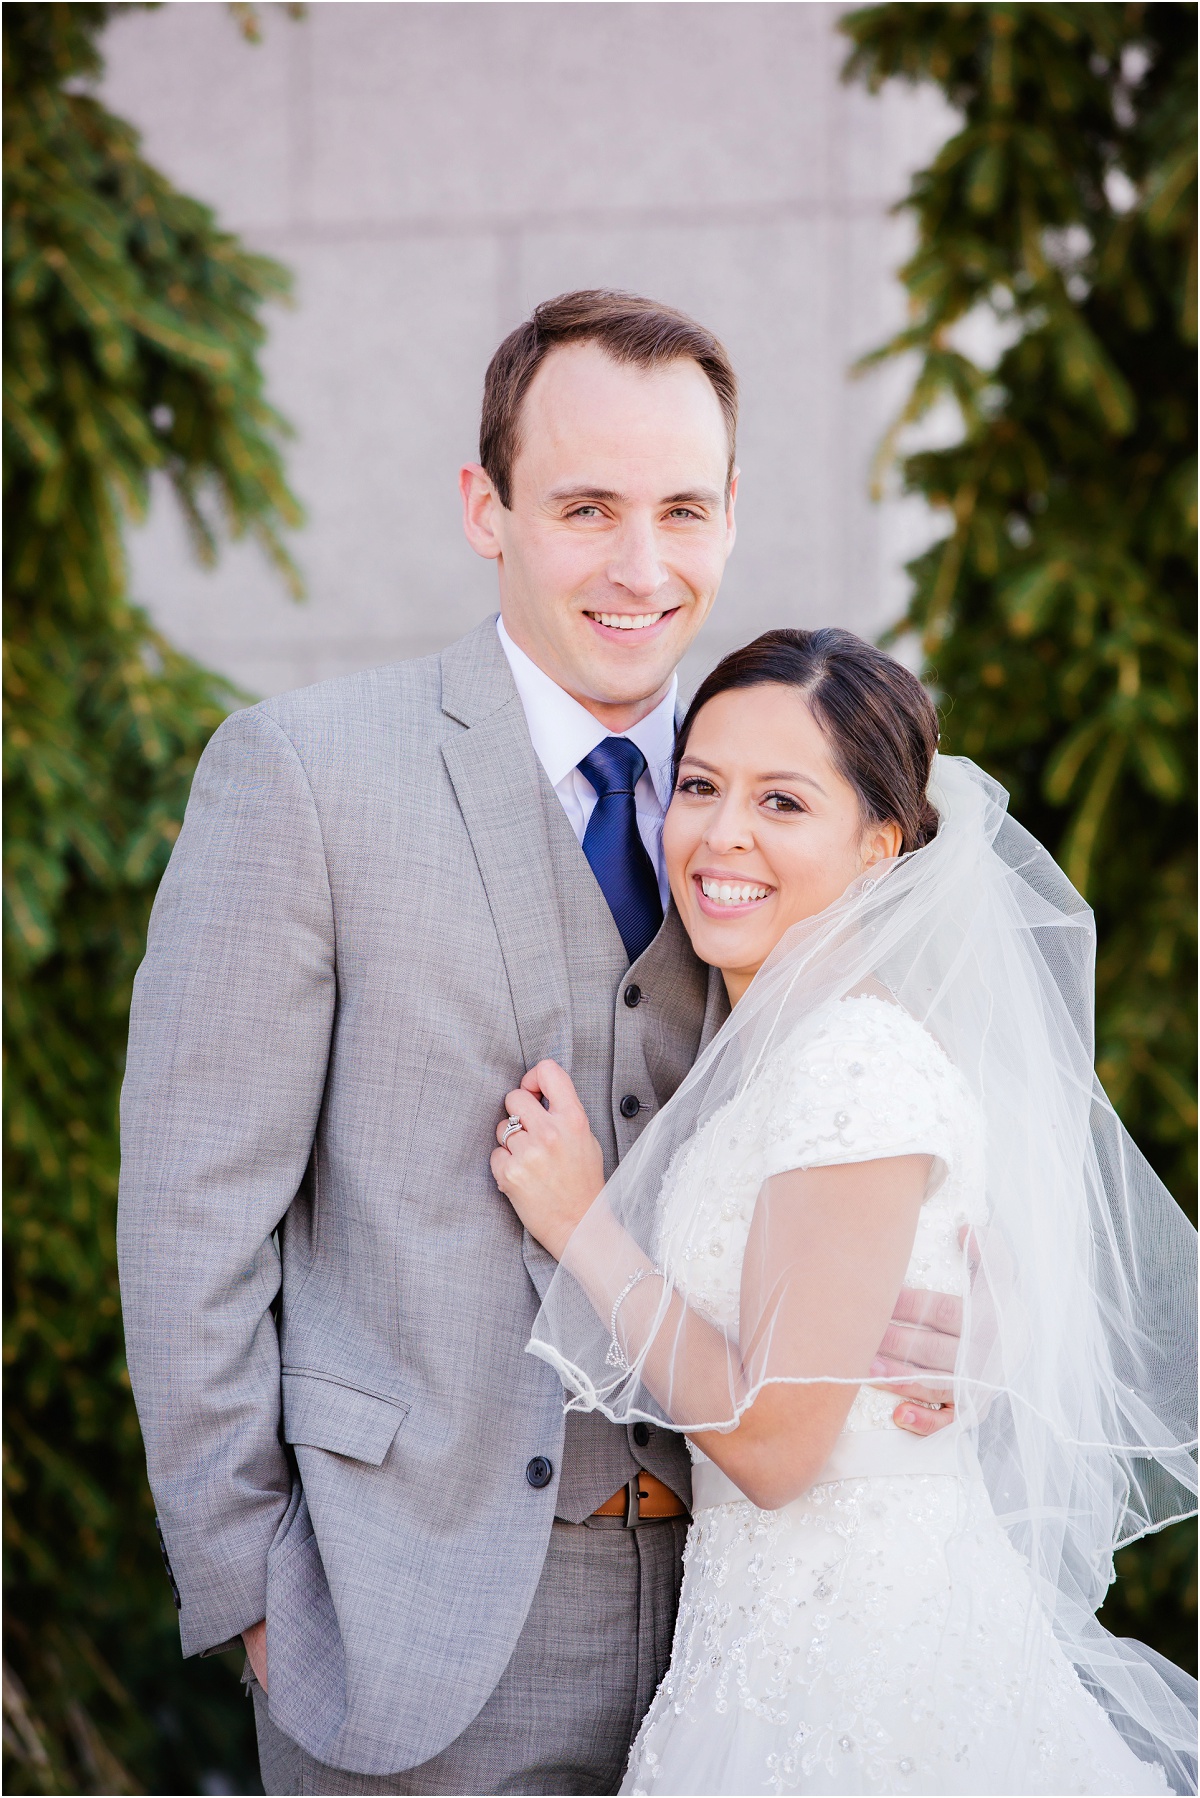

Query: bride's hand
<box><xmin>491</xmin><ymin>1060</ymin><xmax>605</xmax><ymax>1261</ymax></box>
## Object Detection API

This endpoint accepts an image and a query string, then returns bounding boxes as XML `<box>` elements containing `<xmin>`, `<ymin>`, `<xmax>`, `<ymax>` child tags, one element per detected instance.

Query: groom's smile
<box><xmin>581</xmin><ymin>605</ymin><xmax>680</xmax><ymax>646</ymax></box>
<box><xmin>584</xmin><ymin>608</ymin><xmax>671</xmax><ymax>632</ymax></box>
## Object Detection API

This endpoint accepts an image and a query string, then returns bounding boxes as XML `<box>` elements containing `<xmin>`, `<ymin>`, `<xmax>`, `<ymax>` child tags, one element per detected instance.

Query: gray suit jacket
<box><xmin>117</xmin><ymin>618</ymin><xmax>725</xmax><ymax>1775</ymax></box>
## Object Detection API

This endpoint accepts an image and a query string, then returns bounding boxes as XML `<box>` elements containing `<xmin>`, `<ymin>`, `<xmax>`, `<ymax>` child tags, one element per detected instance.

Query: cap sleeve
<box><xmin>757</xmin><ymin>994</ymin><xmax>961</xmax><ymax>1184</ymax></box>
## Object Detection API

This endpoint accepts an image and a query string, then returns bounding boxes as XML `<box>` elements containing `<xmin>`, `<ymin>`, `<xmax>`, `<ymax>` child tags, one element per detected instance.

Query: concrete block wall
<box><xmin>100</xmin><ymin>2</ymin><xmax>955</xmax><ymax>701</ymax></box>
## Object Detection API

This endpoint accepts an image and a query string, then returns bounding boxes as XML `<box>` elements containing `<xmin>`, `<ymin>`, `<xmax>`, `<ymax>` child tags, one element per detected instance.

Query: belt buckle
<box><xmin>624</xmin><ymin>1475</ymin><xmax>641</xmax><ymax>1528</ymax></box>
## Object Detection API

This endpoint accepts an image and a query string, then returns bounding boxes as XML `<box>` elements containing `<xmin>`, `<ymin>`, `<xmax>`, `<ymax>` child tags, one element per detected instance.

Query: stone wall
<box><xmin>101</xmin><ymin>1</ymin><xmax>954</xmax><ymax>699</ymax></box>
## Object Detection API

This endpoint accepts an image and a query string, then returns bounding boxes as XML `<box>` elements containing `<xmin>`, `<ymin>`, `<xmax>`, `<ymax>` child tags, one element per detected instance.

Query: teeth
<box><xmin>700</xmin><ymin>878</ymin><xmax>770</xmax><ymax>905</ymax></box>
<box><xmin>590</xmin><ymin>612</ymin><xmax>664</xmax><ymax>631</ymax></box>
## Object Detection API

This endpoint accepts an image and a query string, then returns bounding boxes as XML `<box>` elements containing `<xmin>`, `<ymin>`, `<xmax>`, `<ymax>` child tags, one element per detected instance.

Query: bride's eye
<box><xmin>762</xmin><ymin>791</ymin><xmax>805</xmax><ymax>813</ymax></box>
<box><xmin>677</xmin><ymin>776</ymin><xmax>717</xmax><ymax>797</ymax></box>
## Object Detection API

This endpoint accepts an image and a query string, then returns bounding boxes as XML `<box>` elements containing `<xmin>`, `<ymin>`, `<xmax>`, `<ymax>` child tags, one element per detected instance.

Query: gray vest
<box><xmin>539</xmin><ymin>773</ymin><xmax>727</xmax><ymax>1521</ymax></box>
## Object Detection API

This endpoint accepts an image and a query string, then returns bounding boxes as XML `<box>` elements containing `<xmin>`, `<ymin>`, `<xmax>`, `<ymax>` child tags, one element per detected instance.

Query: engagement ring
<box><xmin>501</xmin><ymin>1116</ymin><xmax>524</xmax><ymax>1147</ymax></box>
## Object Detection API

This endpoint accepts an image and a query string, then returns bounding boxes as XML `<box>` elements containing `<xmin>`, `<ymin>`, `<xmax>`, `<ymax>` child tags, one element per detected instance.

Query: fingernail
<box><xmin>898</xmin><ymin>1408</ymin><xmax>917</xmax><ymax>1428</ymax></box>
<box><xmin>869</xmin><ymin>1358</ymin><xmax>887</xmax><ymax>1377</ymax></box>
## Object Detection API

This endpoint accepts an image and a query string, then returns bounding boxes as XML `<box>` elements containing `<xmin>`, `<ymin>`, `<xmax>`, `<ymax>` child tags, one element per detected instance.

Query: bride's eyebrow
<box><xmin>760</xmin><ymin>769</ymin><xmax>829</xmax><ymax>797</ymax></box>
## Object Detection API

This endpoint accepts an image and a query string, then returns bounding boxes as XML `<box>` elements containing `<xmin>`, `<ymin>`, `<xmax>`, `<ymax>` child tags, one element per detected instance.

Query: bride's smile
<box><xmin>664</xmin><ymin>682</ymin><xmax>901</xmax><ymax>1005</ymax></box>
<box><xmin>692</xmin><ymin>872</ymin><xmax>773</xmax><ymax>914</ymax></box>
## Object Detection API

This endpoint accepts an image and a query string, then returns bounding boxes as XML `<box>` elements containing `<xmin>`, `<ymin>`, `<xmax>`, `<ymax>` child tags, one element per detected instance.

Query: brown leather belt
<box><xmin>588</xmin><ymin>1471</ymin><xmax>688</xmax><ymax>1527</ymax></box>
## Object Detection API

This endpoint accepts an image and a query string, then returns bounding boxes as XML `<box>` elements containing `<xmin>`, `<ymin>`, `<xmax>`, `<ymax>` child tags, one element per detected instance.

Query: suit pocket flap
<box><xmin>281</xmin><ymin>1371</ymin><xmax>409</xmax><ymax>1465</ymax></box>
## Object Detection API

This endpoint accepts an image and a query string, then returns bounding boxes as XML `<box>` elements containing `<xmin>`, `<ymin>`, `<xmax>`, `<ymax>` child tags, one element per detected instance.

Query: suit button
<box><xmin>525</xmin><ymin>1456</ymin><xmax>553</xmax><ymax>1489</ymax></box>
<box><xmin>633</xmin><ymin>1422</ymin><xmax>652</xmax><ymax>1448</ymax></box>
<box><xmin>623</xmin><ymin>983</ymin><xmax>643</xmax><ymax>1008</ymax></box>
<box><xmin>619</xmin><ymin>1094</ymin><xmax>641</xmax><ymax>1120</ymax></box>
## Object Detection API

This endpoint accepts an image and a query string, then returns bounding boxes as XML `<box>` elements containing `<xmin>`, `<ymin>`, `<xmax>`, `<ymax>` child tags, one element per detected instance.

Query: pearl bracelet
<box><xmin>605</xmin><ymin>1267</ymin><xmax>652</xmax><ymax>1371</ymax></box>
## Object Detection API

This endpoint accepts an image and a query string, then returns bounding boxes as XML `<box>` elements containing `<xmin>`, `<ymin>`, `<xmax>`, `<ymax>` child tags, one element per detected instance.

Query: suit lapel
<box><xmin>440</xmin><ymin>623</ymin><xmax>576</xmax><ymax>1302</ymax></box>
<box><xmin>699</xmin><ymin>963</ymin><xmax>731</xmax><ymax>1051</ymax></box>
<box><xmin>440</xmin><ymin>633</ymin><xmax>573</xmax><ymax>1076</ymax></box>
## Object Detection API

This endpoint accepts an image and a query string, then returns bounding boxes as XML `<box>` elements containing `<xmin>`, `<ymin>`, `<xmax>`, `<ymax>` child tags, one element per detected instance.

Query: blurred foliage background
<box><xmin>2</xmin><ymin>2</ymin><xmax>1194</xmax><ymax>1793</ymax></box>
<box><xmin>842</xmin><ymin>0</ymin><xmax>1196</xmax><ymax>1672</ymax></box>
<box><xmin>4</xmin><ymin>3</ymin><xmax>298</xmax><ymax>1790</ymax></box>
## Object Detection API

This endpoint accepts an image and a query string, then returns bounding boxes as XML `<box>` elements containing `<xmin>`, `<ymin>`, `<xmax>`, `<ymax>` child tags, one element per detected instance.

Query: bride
<box><xmin>491</xmin><ymin>627</ymin><xmax>1197</xmax><ymax>1796</ymax></box>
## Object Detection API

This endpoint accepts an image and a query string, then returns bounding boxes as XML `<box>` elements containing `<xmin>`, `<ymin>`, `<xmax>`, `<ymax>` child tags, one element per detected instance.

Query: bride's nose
<box><xmin>702</xmin><ymin>800</ymin><xmax>755</xmax><ymax>855</ymax></box>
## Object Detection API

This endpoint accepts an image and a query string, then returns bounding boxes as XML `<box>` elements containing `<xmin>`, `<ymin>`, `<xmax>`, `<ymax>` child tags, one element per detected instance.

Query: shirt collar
<box><xmin>497</xmin><ymin>617</ymin><xmax>677</xmax><ymax>808</ymax></box>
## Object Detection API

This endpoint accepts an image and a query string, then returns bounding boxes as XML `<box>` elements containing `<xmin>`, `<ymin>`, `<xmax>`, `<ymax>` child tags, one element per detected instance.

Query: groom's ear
<box><xmin>460</xmin><ymin>463</ymin><xmax>503</xmax><ymax>560</ymax></box>
<box><xmin>725</xmin><ymin>467</ymin><xmax>740</xmax><ymax>546</ymax></box>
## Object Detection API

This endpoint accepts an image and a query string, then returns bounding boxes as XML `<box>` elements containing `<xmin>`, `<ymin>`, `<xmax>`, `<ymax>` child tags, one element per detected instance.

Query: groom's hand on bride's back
<box><xmin>869</xmin><ymin>1225</ymin><xmax>992</xmax><ymax>1436</ymax></box>
<box><xmin>871</xmin><ymin>1285</ymin><xmax>962</xmax><ymax>1437</ymax></box>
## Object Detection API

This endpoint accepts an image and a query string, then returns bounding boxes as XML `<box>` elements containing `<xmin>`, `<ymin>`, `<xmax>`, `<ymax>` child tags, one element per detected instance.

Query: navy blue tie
<box><xmin>578</xmin><ymin>738</ymin><xmax>664</xmax><ymax>965</ymax></box>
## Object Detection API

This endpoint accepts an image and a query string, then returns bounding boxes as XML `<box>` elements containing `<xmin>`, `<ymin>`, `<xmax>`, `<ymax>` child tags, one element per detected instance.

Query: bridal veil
<box><xmin>529</xmin><ymin>756</ymin><xmax>1198</xmax><ymax>1791</ymax></box>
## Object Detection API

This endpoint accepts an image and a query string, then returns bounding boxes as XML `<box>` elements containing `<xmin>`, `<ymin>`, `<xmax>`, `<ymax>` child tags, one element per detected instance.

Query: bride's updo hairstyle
<box><xmin>675</xmin><ymin>628</ymin><xmax>940</xmax><ymax>854</ymax></box>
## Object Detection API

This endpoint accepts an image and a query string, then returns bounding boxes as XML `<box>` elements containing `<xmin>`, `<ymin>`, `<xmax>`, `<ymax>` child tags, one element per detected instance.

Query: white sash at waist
<box><xmin>691</xmin><ymin>1425</ymin><xmax>972</xmax><ymax>1511</ymax></box>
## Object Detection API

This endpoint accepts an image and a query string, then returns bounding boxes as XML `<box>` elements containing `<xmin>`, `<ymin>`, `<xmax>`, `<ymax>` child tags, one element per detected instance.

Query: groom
<box><xmin>118</xmin><ymin>290</ymin><xmax>960</xmax><ymax>1796</ymax></box>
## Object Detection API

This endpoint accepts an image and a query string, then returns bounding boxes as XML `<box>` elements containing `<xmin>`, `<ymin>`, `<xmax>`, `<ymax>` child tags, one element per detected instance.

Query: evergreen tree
<box><xmin>842</xmin><ymin>1</ymin><xmax>1196</xmax><ymax>1670</ymax></box>
<box><xmin>4</xmin><ymin>5</ymin><xmax>301</xmax><ymax>1788</ymax></box>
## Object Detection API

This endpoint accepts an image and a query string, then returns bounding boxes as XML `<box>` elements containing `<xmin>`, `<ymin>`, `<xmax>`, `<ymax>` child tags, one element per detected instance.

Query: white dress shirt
<box><xmin>496</xmin><ymin>617</ymin><xmax>676</xmax><ymax>908</ymax></box>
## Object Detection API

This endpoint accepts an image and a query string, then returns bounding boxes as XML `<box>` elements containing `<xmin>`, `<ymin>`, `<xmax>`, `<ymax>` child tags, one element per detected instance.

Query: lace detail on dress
<box><xmin>626</xmin><ymin>1475</ymin><xmax>1166</xmax><ymax>1795</ymax></box>
<box><xmin>627</xmin><ymin>997</ymin><xmax>1167</xmax><ymax>1795</ymax></box>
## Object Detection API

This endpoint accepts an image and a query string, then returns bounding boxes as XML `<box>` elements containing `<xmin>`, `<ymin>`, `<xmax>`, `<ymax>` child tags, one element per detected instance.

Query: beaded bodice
<box><xmin>653</xmin><ymin>993</ymin><xmax>985</xmax><ymax>1436</ymax></box>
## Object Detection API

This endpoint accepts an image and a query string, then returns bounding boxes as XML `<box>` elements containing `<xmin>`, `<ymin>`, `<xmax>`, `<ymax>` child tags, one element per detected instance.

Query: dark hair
<box><xmin>480</xmin><ymin>289</ymin><xmax>738</xmax><ymax>509</ymax></box>
<box><xmin>675</xmin><ymin>628</ymin><xmax>941</xmax><ymax>853</ymax></box>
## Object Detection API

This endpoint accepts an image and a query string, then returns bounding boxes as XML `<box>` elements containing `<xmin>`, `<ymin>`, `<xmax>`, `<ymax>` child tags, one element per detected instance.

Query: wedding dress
<box><xmin>623</xmin><ymin>993</ymin><xmax>1168</xmax><ymax>1795</ymax></box>
<box><xmin>530</xmin><ymin>757</ymin><xmax>1197</xmax><ymax>1796</ymax></box>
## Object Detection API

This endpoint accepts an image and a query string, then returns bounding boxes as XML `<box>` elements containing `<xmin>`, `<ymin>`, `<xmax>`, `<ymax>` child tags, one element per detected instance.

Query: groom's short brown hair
<box><xmin>480</xmin><ymin>290</ymin><xmax>738</xmax><ymax>508</ymax></box>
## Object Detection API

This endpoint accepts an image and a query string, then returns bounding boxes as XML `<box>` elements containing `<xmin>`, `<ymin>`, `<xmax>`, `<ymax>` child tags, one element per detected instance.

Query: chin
<box><xmin>583</xmin><ymin>649</ymin><xmax>678</xmax><ymax>700</ymax></box>
<box><xmin>690</xmin><ymin>921</ymin><xmax>753</xmax><ymax>970</ymax></box>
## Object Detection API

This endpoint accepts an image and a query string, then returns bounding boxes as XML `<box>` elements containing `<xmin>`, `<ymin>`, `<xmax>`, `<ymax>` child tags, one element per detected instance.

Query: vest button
<box><xmin>623</xmin><ymin>983</ymin><xmax>643</xmax><ymax>1008</ymax></box>
<box><xmin>633</xmin><ymin>1422</ymin><xmax>652</xmax><ymax>1448</ymax></box>
<box><xmin>619</xmin><ymin>1094</ymin><xmax>641</xmax><ymax>1120</ymax></box>
<box><xmin>525</xmin><ymin>1456</ymin><xmax>553</xmax><ymax>1489</ymax></box>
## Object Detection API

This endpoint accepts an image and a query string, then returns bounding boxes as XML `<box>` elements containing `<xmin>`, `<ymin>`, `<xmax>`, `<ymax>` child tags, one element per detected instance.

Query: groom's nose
<box><xmin>605</xmin><ymin>517</ymin><xmax>670</xmax><ymax>600</ymax></box>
